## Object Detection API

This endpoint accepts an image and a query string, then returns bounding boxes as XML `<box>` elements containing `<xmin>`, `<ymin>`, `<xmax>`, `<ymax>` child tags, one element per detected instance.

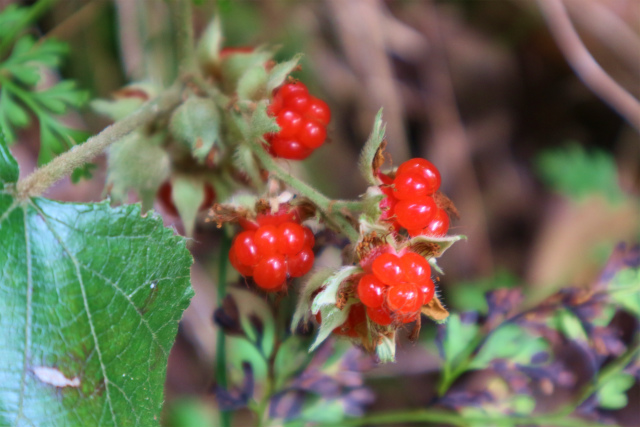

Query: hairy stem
<box><xmin>247</xmin><ymin>139</ymin><xmax>361</xmax><ymax>242</ymax></box>
<box><xmin>172</xmin><ymin>0</ymin><xmax>197</xmax><ymax>76</ymax></box>
<box><xmin>16</xmin><ymin>84</ymin><xmax>183</xmax><ymax>199</ymax></box>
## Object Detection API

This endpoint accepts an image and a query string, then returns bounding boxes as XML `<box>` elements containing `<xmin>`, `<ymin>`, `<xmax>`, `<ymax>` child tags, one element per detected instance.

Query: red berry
<box><xmin>254</xmin><ymin>225</ymin><xmax>278</xmax><ymax>257</ymax></box>
<box><xmin>287</xmin><ymin>246</ymin><xmax>314</xmax><ymax>277</ymax></box>
<box><xmin>305</xmin><ymin>97</ymin><xmax>331</xmax><ymax>125</ymax></box>
<box><xmin>229</xmin><ymin>246</ymin><xmax>254</xmax><ymax>276</ymax></box>
<box><xmin>367</xmin><ymin>306</ymin><xmax>393</xmax><ymax>326</ymax></box>
<box><xmin>270</xmin><ymin>136</ymin><xmax>312</xmax><ymax>160</ymax></box>
<box><xmin>395</xmin><ymin>197</ymin><xmax>437</xmax><ymax>230</ymax></box>
<box><xmin>357</xmin><ymin>274</ymin><xmax>386</xmax><ymax>307</ymax></box>
<box><xmin>278</xmin><ymin>82</ymin><xmax>308</xmax><ymax>99</ymax></box>
<box><xmin>267</xmin><ymin>93</ymin><xmax>284</xmax><ymax>116</ymax></box>
<box><xmin>283</xmin><ymin>92</ymin><xmax>310</xmax><ymax>112</ymax></box>
<box><xmin>386</xmin><ymin>283</ymin><xmax>422</xmax><ymax>314</ymax></box>
<box><xmin>372</xmin><ymin>253</ymin><xmax>404</xmax><ymax>285</ymax></box>
<box><xmin>393</xmin><ymin>172</ymin><xmax>429</xmax><ymax>200</ymax></box>
<box><xmin>396</xmin><ymin>158</ymin><xmax>441</xmax><ymax>194</ymax></box>
<box><xmin>253</xmin><ymin>255</ymin><xmax>287</xmax><ymax>290</ymax></box>
<box><xmin>277</xmin><ymin>222</ymin><xmax>306</xmax><ymax>256</ymax></box>
<box><xmin>419</xmin><ymin>279</ymin><xmax>436</xmax><ymax>305</ymax></box>
<box><xmin>298</xmin><ymin>119</ymin><xmax>327</xmax><ymax>149</ymax></box>
<box><xmin>424</xmin><ymin>208</ymin><xmax>450</xmax><ymax>237</ymax></box>
<box><xmin>400</xmin><ymin>252</ymin><xmax>431</xmax><ymax>284</ymax></box>
<box><xmin>233</xmin><ymin>231</ymin><xmax>260</xmax><ymax>266</ymax></box>
<box><xmin>276</xmin><ymin>110</ymin><xmax>303</xmax><ymax>138</ymax></box>
<box><xmin>303</xmin><ymin>227</ymin><xmax>315</xmax><ymax>248</ymax></box>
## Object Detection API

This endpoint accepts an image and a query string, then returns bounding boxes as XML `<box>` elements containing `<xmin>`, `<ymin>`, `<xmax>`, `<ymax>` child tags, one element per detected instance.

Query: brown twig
<box><xmin>537</xmin><ymin>0</ymin><xmax>640</xmax><ymax>132</ymax></box>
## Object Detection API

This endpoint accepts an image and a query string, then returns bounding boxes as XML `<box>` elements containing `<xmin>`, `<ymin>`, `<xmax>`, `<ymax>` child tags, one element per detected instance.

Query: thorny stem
<box><xmin>216</xmin><ymin>232</ymin><xmax>233</xmax><ymax>427</ymax></box>
<box><xmin>313</xmin><ymin>409</ymin><xmax>613</xmax><ymax>427</ymax></box>
<box><xmin>247</xmin><ymin>138</ymin><xmax>361</xmax><ymax>243</ymax></box>
<box><xmin>15</xmin><ymin>84</ymin><xmax>183</xmax><ymax>199</ymax></box>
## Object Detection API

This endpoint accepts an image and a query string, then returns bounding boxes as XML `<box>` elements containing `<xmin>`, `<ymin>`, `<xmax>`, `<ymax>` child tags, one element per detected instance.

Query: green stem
<box><xmin>313</xmin><ymin>409</ymin><xmax>612</xmax><ymax>427</ymax></box>
<box><xmin>247</xmin><ymin>139</ymin><xmax>360</xmax><ymax>242</ymax></box>
<box><xmin>216</xmin><ymin>231</ymin><xmax>232</xmax><ymax>427</ymax></box>
<box><xmin>0</xmin><ymin>0</ymin><xmax>56</xmax><ymax>58</ymax></box>
<box><xmin>16</xmin><ymin>83</ymin><xmax>183</xmax><ymax>199</ymax></box>
<box><xmin>172</xmin><ymin>0</ymin><xmax>197</xmax><ymax>77</ymax></box>
<box><xmin>437</xmin><ymin>330</ymin><xmax>485</xmax><ymax>396</ymax></box>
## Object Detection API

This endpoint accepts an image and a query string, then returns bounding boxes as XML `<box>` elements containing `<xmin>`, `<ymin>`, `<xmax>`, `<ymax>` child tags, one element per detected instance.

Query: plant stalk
<box><xmin>247</xmin><ymin>139</ymin><xmax>361</xmax><ymax>242</ymax></box>
<box><xmin>16</xmin><ymin>84</ymin><xmax>183</xmax><ymax>199</ymax></box>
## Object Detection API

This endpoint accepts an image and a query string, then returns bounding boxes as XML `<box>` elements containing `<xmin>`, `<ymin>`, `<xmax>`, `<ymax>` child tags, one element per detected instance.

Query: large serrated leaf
<box><xmin>0</xmin><ymin>133</ymin><xmax>194</xmax><ymax>426</ymax></box>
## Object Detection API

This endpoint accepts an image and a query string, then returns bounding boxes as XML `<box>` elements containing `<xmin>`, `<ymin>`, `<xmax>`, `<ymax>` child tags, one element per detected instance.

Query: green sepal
<box><xmin>358</xmin><ymin>108</ymin><xmax>386</xmax><ymax>186</ymax></box>
<box><xmin>169</xmin><ymin>96</ymin><xmax>221</xmax><ymax>163</ymax></box>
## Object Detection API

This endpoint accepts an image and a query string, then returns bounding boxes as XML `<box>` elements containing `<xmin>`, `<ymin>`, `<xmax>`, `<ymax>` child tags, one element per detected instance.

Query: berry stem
<box><xmin>247</xmin><ymin>138</ymin><xmax>361</xmax><ymax>242</ymax></box>
<box><xmin>15</xmin><ymin>83</ymin><xmax>183</xmax><ymax>199</ymax></box>
<box><xmin>173</xmin><ymin>0</ymin><xmax>198</xmax><ymax>77</ymax></box>
<box><xmin>215</xmin><ymin>231</ymin><xmax>233</xmax><ymax>427</ymax></box>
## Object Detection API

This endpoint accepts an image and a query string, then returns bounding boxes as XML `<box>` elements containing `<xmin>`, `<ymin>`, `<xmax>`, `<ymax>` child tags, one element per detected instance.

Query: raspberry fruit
<box><xmin>265</xmin><ymin>82</ymin><xmax>331</xmax><ymax>160</ymax></box>
<box><xmin>360</xmin><ymin>250</ymin><xmax>435</xmax><ymax>325</ymax></box>
<box><xmin>357</xmin><ymin>274</ymin><xmax>387</xmax><ymax>307</ymax></box>
<box><xmin>229</xmin><ymin>215</ymin><xmax>316</xmax><ymax>291</ymax></box>
<box><xmin>395</xmin><ymin>197</ymin><xmax>437</xmax><ymax>231</ymax></box>
<box><xmin>396</xmin><ymin>158</ymin><xmax>441</xmax><ymax>195</ymax></box>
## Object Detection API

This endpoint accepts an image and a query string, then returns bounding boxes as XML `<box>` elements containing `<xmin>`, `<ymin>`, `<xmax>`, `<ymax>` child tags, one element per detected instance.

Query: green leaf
<box><xmin>227</xmin><ymin>288</ymin><xmax>276</xmax><ymax>359</ymax></box>
<box><xmin>0</xmin><ymin>130</ymin><xmax>19</xmax><ymax>187</ymax></box>
<box><xmin>266</xmin><ymin>54</ymin><xmax>302</xmax><ymax>93</ymax></box>
<box><xmin>196</xmin><ymin>16</ymin><xmax>222</xmax><ymax>66</ymax></box>
<box><xmin>237</xmin><ymin>65</ymin><xmax>268</xmax><ymax>101</ymax></box>
<box><xmin>406</xmin><ymin>233</ymin><xmax>466</xmax><ymax>260</ymax></box>
<box><xmin>249</xmin><ymin>101</ymin><xmax>279</xmax><ymax>137</ymax></box>
<box><xmin>375</xmin><ymin>333</ymin><xmax>397</xmax><ymax>363</ymax></box>
<box><xmin>450</xmin><ymin>270</ymin><xmax>519</xmax><ymax>313</ymax></box>
<box><xmin>291</xmin><ymin>269</ymin><xmax>334</xmax><ymax>332</ymax></box>
<box><xmin>106</xmin><ymin>131</ymin><xmax>170</xmax><ymax>211</ymax></box>
<box><xmin>608</xmin><ymin>267</ymin><xmax>640</xmax><ymax>317</ymax></box>
<box><xmin>169</xmin><ymin>97</ymin><xmax>221</xmax><ymax>162</ymax></box>
<box><xmin>170</xmin><ymin>175</ymin><xmax>206</xmax><ymax>237</ymax></box>
<box><xmin>441</xmin><ymin>314</ymin><xmax>479</xmax><ymax>368</ymax></box>
<box><xmin>221</xmin><ymin>49</ymin><xmax>272</xmax><ymax>94</ymax></box>
<box><xmin>0</xmin><ymin>142</ymin><xmax>193</xmax><ymax>426</ymax></box>
<box><xmin>549</xmin><ymin>309</ymin><xmax>588</xmax><ymax>342</ymax></box>
<box><xmin>537</xmin><ymin>143</ymin><xmax>625</xmax><ymax>204</ymax></box>
<box><xmin>358</xmin><ymin>108</ymin><xmax>386</xmax><ymax>186</ymax></box>
<box><xmin>310</xmin><ymin>302</ymin><xmax>354</xmax><ymax>351</ymax></box>
<box><xmin>311</xmin><ymin>266</ymin><xmax>362</xmax><ymax>314</ymax></box>
<box><xmin>273</xmin><ymin>336</ymin><xmax>310</xmax><ymax>389</ymax></box>
<box><xmin>469</xmin><ymin>324</ymin><xmax>548</xmax><ymax>369</ymax></box>
<box><xmin>167</xmin><ymin>399</ymin><xmax>217</xmax><ymax>427</ymax></box>
<box><xmin>597</xmin><ymin>372</ymin><xmax>635</xmax><ymax>409</ymax></box>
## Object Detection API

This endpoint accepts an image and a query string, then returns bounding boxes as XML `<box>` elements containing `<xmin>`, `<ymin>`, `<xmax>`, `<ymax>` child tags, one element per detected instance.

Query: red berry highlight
<box><xmin>372</xmin><ymin>253</ymin><xmax>404</xmax><ymax>285</ymax></box>
<box><xmin>357</xmin><ymin>274</ymin><xmax>386</xmax><ymax>308</ymax></box>
<box><xmin>253</xmin><ymin>255</ymin><xmax>287</xmax><ymax>290</ymax></box>
<box><xmin>395</xmin><ymin>197</ymin><xmax>437</xmax><ymax>230</ymax></box>
<box><xmin>386</xmin><ymin>283</ymin><xmax>422</xmax><ymax>314</ymax></box>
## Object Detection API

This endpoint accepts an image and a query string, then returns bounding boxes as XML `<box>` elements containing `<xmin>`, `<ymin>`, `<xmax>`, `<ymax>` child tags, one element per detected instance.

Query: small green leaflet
<box><xmin>358</xmin><ymin>108</ymin><xmax>386</xmax><ymax>186</ymax></box>
<box><xmin>0</xmin><ymin>134</ymin><xmax>193</xmax><ymax>426</ymax></box>
<box><xmin>536</xmin><ymin>143</ymin><xmax>625</xmax><ymax>204</ymax></box>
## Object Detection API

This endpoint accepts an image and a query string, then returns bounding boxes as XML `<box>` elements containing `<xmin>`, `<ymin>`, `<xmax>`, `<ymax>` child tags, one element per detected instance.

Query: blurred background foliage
<box><xmin>2</xmin><ymin>0</ymin><xmax>638</xmax><ymax>426</ymax></box>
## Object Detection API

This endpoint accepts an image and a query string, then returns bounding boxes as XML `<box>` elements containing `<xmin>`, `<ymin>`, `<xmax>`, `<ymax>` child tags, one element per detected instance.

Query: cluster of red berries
<box><xmin>379</xmin><ymin>158</ymin><xmax>450</xmax><ymax>237</ymax></box>
<box><xmin>357</xmin><ymin>252</ymin><xmax>435</xmax><ymax>325</ymax></box>
<box><xmin>229</xmin><ymin>213</ymin><xmax>315</xmax><ymax>291</ymax></box>
<box><xmin>265</xmin><ymin>82</ymin><xmax>331</xmax><ymax>160</ymax></box>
